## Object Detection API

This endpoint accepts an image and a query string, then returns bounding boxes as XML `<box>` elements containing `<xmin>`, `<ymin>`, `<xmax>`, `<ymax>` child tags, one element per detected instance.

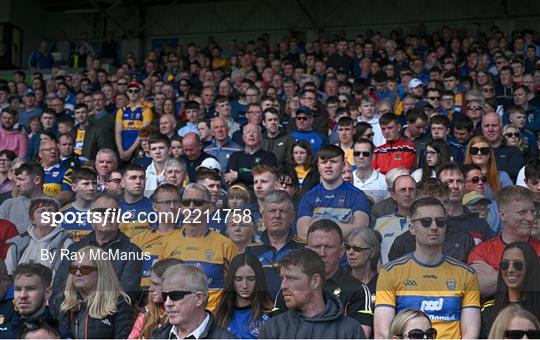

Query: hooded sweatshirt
<box><xmin>5</xmin><ymin>225</ymin><xmax>73</xmax><ymax>276</ymax></box>
<box><xmin>0</xmin><ymin>128</ymin><xmax>27</xmax><ymax>158</ymax></box>
<box><xmin>259</xmin><ymin>291</ymin><xmax>366</xmax><ymax>339</ymax></box>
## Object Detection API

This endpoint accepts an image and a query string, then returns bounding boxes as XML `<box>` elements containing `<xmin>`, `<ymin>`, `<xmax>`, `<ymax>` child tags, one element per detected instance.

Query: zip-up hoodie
<box><xmin>261</xmin><ymin>128</ymin><xmax>295</xmax><ymax>169</ymax></box>
<box><xmin>259</xmin><ymin>291</ymin><xmax>365</xmax><ymax>339</ymax></box>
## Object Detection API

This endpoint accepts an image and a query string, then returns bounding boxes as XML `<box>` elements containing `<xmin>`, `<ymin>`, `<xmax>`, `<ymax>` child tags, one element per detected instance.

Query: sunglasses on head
<box><xmin>504</xmin><ymin>330</ymin><xmax>540</xmax><ymax>339</ymax></box>
<box><xmin>470</xmin><ymin>147</ymin><xmax>490</xmax><ymax>155</ymax></box>
<box><xmin>69</xmin><ymin>265</ymin><xmax>97</xmax><ymax>275</ymax></box>
<box><xmin>499</xmin><ymin>259</ymin><xmax>525</xmax><ymax>271</ymax></box>
<box><xmin>353</xmin><ymin>151</ymin><xmax>371</xmax><ymax>157</ymax></box>
<box><xmin>345</xmin><ymin>244</ymin><xmax>370</xmax><ymax>252</ymax></box>
<box><xmin>505</xmin><ymin>132</ymin><xmax>520</xmax><ymax>138</ymax></box>
<box><xmin>401</xmin><ymin>328</ymin><xmax>437</xmax><ymax>339</ymax></box>
<box><xmin>162</xmin><ymin>290</ymin><xmax>194</xmax><ymax>301</ymax></box>
<box><xmin>182</xmin><ymin>198</ymin><xmax>208</xmax><ymax>207</ymax></box>
<box><xmin>411</xmin><ymin>217</ymin><xmax>447</xmax><ymax>228</ymax></box>
<box><xmin>468</xmin><ymin>176</ymin><xmax>488</xmax><ymax>184</ymax></box>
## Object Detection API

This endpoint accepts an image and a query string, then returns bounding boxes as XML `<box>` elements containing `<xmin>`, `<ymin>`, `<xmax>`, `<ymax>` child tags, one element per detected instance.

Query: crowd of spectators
<box><xmin>1</xmin><ymin>23</ymin><xmax>540</xmax><ymax>338</ymax></box>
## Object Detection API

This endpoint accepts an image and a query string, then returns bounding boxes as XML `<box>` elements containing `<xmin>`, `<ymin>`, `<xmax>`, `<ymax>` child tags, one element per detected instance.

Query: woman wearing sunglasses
<box><xmin>488</xmin><ymin>304</ymin><xmax>540</xmax><ymax>339</ymax></box>
<box><xmin>503</xmin><ymin>124</ymin><xmax>532</xmax><ymax>161</ymax></box>
<box><xmin>464</xmin><ymin>135</ymin><xmax>513</xmax><ymax>200</ymax></box>
<box><xmin>129</xmin><ymin>258</ymin><xmax>183</xmax><ymax>339</ymax></box>
<box><xmin>345</xmin><ymin>228</ymin><xmax>381</xmax><ymax>295</ymax></box>
<box><xmin>411</xmin><ymin>139</ymin><xmax>452</xmax><ymax>183</ymax></box>
<box><xmin>388</xmin><ymin>308</ymin><xmax>437</xmax><ymax>339</ymax></box>
<box><xmin>481</xmin><ymin>242</ymin><xmax>540</xmax><ymax>338</ymax></box>
<box><xmin>59</xmin><ymin>246</ymin><xmax>136</xmax><ymax>339</ymax></box>
<box><xmin>215</xmin><ymin>253</ymin><xmax>273</xmax><ymax>339</ymax></box>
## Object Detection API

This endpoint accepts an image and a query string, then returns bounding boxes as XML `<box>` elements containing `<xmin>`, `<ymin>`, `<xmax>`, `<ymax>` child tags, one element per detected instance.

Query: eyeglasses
<box><xmin>411</xmin><ymin>217</ymin><xmax>447</xmax><ymax>228</ymax></box>
<box><xmin>353</xmin><ymin>151</ymin><xmax>372</xmax><ymax>157</ymax></box>
<box><xmin>157</xmin><ymin>199</ymin><xmax>180</xmax><ymax>206</ymax></box>
<box><xmin>427</xmin><ymin>96</ymin><xmax>441</xmax><ymax>101</ymax></box>
<box><xmin>345</xmin><ymin>244</ymin><xmax>370</xmax><ymax>252</ymax></box>
<box><xmin>108</xmin><ymin>178</ymin><xmax>122</xmax><ymax>184</ymax></box>
<box><xmin>162</xmin><ymin>290</ymin><xmax>194</xmax><ymax>301</ymax></box>
<box><xmin>467</xmin><ymin>176</ymin><xmax>488</xmax><ymax>184</ymax></box>
<box><xmin>127</xmin><ymin>89</ymin><xmax>140</xmax><ymax>94</ymax></box>
<box><xmin>504</xmin><ymin>330</ymin><xmax>540</xmax><ymax>339</ymax></box>
<box><xmin>505</xmin><ymin>132</ymin><xmax>520</xmax><ymax>138</ymax></box>
<box><xmin>499</xmin><ymin>259</ymin><xmax>525</xmax><ymax>271</ymax></box>
<box><xmin>296</xmin><ymin>116</ymin><xmax>309</xmax><ymax>121</ymax></box>
<box><xmin>470</xmin><ymin>147</ymin><xmax>490</xmax><ymax>155</ymax></box>
<box><xmin>467</xmin><ymin>106</ymin><xmax>483</xmax><ymax>111</ymax></box>
<box><xmin>401</xmin><ymin>328</ymin><xmax>437</xmax><ymax>339</ymax></box>
<box><xmin>182</xmin><ymin>198</ymin><xmax>208</xmax><ymax>207</ymax></box>
<box><xmin>69</xmin><ymin>265</ymin><xmax>97</xmax><ymax>275</ymax></box>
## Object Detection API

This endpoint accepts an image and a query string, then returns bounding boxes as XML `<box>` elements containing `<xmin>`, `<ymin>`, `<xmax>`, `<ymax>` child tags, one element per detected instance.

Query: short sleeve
<box><xmin>462</xmin><ymin>271</ymin><xmax>481</xmax><ymax>309</ymax></box>
<box><xmin>297</xmin><ymin>192</ymin><xmax>313</xmax><ymax>218</ymax></box>
<box><xmin>375</xmin><ymin>267</ymin><xmax>397</xmax><ymax>308</ymax></box>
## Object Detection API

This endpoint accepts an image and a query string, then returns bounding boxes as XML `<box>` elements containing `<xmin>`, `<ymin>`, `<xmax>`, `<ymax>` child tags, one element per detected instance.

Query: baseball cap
<box><xmin>296</xmin><ymin>106</ymin><xmax>314</xmax><ymax>116</ymax></box>
<box><xmin>195</xmin><ymin>158</ymin><xmax>222</xmax><ymax>172</ymax></box>
<box><xmin>23</xmin><ymin>89</ymin><xmax>35</xmax><ymax>97</ymax></box>
<box><xmin>127</xmin><ymin>81</ymin><xmax>143</xmax><ymax>89</ymax></box>
<box><xmin>408</xmin><ymin>78</ymin><xmax>424</xmax><ymax>89</ymax></box>
<box><xmin>463</xmin><ymin>191</ymin><xmax>491</xmax><ymax>206</ymax></box>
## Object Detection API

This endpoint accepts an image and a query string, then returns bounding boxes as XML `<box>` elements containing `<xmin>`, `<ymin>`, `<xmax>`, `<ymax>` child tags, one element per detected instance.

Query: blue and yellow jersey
<box><xmin>376</xmin><ymin>254</ymin><xmax>480</xmax><ymax>339</ymax></box>
<box><xmin>160</xmin><ymin>228</ymin><xmax>237</xmax><ymax>312</ymax></box>
<box><xmin>374</xmin><ymin>213</ymin><xmax>411</xmax><ymax>264</ymax></box>
<box><xmin>60</xmin><ymin>204</ymin><xmax>92</xmax><ymax>242</ymax></box>
<box><xmin>119</xmin><ymin>197</ymin><xmax>153</xmax><ymax>239</ymax></box>
<box><xmin>130</xmin><ymin>228</ymin><xmax>181</xmax><ymax>287</ymax></box>
<box><xmin>43</xmin><ymin>164</ymin><xmax>73</xmax><ymax>197</ymax></box>
<box><xmin>74</xmin><ymin>127</ymin><xmax>85</xmax><ymax>155</ymax></box>
<box><xmin>115</xmin><ymin>102</ymin><xmax>153</xmax><ymax>151</ymax></box>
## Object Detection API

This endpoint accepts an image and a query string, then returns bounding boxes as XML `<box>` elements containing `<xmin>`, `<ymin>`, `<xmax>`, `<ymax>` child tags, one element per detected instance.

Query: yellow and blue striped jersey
<box><xmin>115</xmin><ymin>102</ymin><xmax>153</xmax><ymax>150</ymax></box>
<box><xmin>59</xmin><ymin>204</ymin><xmax>92</xmax><ymax>242</ymax></box>
<box><xmin>376</xmin><ymin>253</ymin><xmax>480</xmax><ymax>339</ymax></box>
<box><xmin>131</xmin><ymin>228</ymin><xmax>180</xmax><ymax>287</ymax></box>
<box><xmin>43</xmin><ymin>164</ymin><xmax>73</xmax><ymax>197</ymax></box>
<box><xmin>160</xmin><ymin>228</ymin><xmax>237</xmax><ymax>312</ymax></box>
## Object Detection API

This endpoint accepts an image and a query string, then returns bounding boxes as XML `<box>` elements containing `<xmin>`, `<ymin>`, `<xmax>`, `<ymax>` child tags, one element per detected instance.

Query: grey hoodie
<box><xmin>259</xmin><ymin>291</ymin><xmax>366</xmax><ymax>339</ymax></box>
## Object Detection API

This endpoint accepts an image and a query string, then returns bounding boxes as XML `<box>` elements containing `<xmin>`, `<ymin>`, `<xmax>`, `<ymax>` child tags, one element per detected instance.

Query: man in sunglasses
<box><xmin>375</xmin><ymin>196</ymin><xmax>481</xmax><ymax>339</ymax></box>
<box><xmin>160</xmin><ymin>184</ymin><xmax>236</xmax><ymax>312</ymax></box>
<box><xmin>114</xmin><ymin>81</ymin><xmax>153</xmax><ymax>162</ymax></box>
<box><xmin>290</xmin><ymin>106</ymin><xmax>327</xmax><ymax>156</ymax></box>
<box><xmin>464</xmin><ymin>99</ymin><xmax>485</xmax><ymax>136</ymax></box>
<box><xmin>507</xmin><ymin>105</ymin><xmax>538</xmax><ymax>157</ymax></box>
<box><xmin>352</xmin><ymin>138</ymin><xmax>388</xmax><ymax>204</ymax></box>
<box><xmin>468</xmin><ymin>186</ymin><xmax>540</xmax><ymax>299</ymax></box>
<box><xmin>482</xmin><ymin>112</ymin><xmax>524</xmax><ymax>182</ymax></box>
<box><xmin>152</xmin><ymin>264</ymin><xmax>233</xmax><ymax>339</ymax></box>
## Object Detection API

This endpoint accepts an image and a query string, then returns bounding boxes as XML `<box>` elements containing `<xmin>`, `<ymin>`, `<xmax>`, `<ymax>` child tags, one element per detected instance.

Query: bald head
<box><xmin>482</xmin><ymin>112</ymin><xmax>502</xmax><ymax>145</ymax></box>
<box><xmin>182</xmin><ymin>132</ymin><xmax>202</xmax><ymax>160</ymax></box>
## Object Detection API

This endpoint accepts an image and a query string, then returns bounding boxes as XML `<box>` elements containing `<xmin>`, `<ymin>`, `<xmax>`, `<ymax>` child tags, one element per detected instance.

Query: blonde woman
<box><xmin>488</xmin><ymin>304</ymin><xmax>540</xmax><ymax>339</ymax></box>
<box><xmin>59</xmin><ymin>246</ymin><xmax>135</xmax><ymax>338</ymax></box>
<box><xmin>388</xmin><ymin>308</ymin><xmax>437</xmax><ymax>339</ymax></box>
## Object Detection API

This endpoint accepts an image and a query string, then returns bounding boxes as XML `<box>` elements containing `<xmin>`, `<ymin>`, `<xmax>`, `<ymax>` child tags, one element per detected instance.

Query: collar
<box><xmin>169</xmin><ymin>313</ymin><xmax>209</xmax><ymax>339</ymax></box>
<box><xmin>43</xmin><ymin>163</ymin><xmax>60</xmax><ymax>171</ymax></box>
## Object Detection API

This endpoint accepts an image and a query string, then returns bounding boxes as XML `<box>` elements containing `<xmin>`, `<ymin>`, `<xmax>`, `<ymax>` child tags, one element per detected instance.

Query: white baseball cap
<box><xmin>196</xmin><ymin>158</ymin><xmax>221</xmax><ymax>171</ymax></box>
<box><xmin>408</xmin><ymin>78</ymin><xmax>424</xmax><ymax>89</ymax></box>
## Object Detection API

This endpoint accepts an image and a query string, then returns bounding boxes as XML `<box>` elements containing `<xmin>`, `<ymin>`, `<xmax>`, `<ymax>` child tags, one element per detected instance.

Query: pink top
<box><xmin>0</xmin><ymin>128</ymin><xmax>27</xmax><ymax>158</ymax></box>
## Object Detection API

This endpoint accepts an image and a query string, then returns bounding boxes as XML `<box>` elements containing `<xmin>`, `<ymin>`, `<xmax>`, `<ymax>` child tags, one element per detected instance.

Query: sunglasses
<box><xmin>69</xmin><ymin>265</ymin><xmax>97</xmax><ymax>275</ymax></box>
<box><xmin>504</xmin><ymin>330</ymin><xmax>540</xmax><ymax>339</ymax></box>
<box><xmin>402</xmin><ymin>328</ymin><xmax>437</xmax><ymax>339</ymax></box>
<box><xmin>296</xmin><ymin>116</ymin><xmax>309</xmax><ymax>121</ymax></box>
<box><xmin>470</xmin><ymin>147</ymin><xmax>490</xmax><ymax>155</ymax></box>
<box><xmin>411</xmin><ymin>217</ymin><xmax>447</xmax><ymax>228</ymax></box>
<box><xmin>467</xmin><ymin>176</ymin><xmax>488</xmax><ymax>184</ymax></box>
<box><xmin>345</xmin><ymin>244</ymin><xmax>370</xmax><ymax>252</ymax></box>
<box><xmin>127</xmin><ymin>89</ymin><xmax>140</xmax><ymax>94</ymax></box>
<box><xmin>427</xmin><ymin>96</ymin><xmax>441</xmax><ymax>100</ymax></box>
<box><xmin>505</xmin><ymin>132</ymin><xmax>520</xmax><ymax>138</ymax></box>
<box><xmin>182</xmin><ymin>198</ymin><xmax>208</xmax><ymax>207</ymax></box>
<box><xmin>467</xmin><ymin>106</ymin><xmax>483</xmax><ymax>111</ymax></box>
<box><xmin>353</xmin><ymin>151</ymin><xmax>372</xmax><ymax>157</ymax></box>
<box><xmin>499</xmin><ymin>259</ymin><xmax>525</xmax><ymax>271</ymax></box>
<box><xmin>162</xmin><ymin>290</ymin><xmax>194</xmax><ymax>301</ymax></box>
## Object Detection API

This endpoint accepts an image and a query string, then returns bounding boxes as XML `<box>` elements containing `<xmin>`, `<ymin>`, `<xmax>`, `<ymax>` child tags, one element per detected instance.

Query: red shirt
<box><xmin>371</xmin><ymin>138</ymin><xmax>416</xmax><ymax>174</ymax></box>
<box><xmin>467</xmin><ymin>235</ymin><xmax>540</xmax><ymax>269</ymax></box>
<box><xmin>0</xmin><ymin>219</ymin><xmax>18</xmax><ymax>260</ymax></box>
